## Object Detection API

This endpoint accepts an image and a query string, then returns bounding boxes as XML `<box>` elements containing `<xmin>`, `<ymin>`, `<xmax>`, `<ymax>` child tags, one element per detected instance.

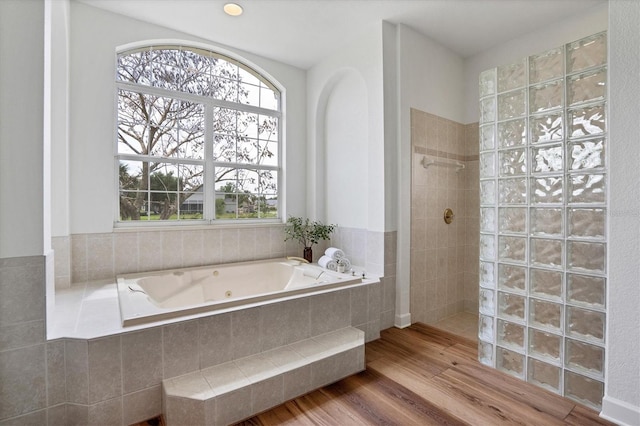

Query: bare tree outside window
<box><xmin>116</xmin><ymin>47</ymin><xmax>280</xmax><ymax>222</ymax></box>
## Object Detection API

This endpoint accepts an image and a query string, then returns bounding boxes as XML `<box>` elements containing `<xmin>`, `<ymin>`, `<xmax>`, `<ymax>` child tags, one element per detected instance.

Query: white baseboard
<box><xmin>601</xmin><ymin>395</ymin><xmax>640</xmax><ymax>426</ymax></box>
<box><xmin>394</xmin><ymin>312</ymin><xmax>411</xmax><ymax>328</ymax></box>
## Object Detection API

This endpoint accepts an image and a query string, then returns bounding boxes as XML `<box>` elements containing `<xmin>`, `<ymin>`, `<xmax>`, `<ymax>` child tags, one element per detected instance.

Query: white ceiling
<box><xmin>78</xmin><ymin>0</ymin><xmax>606</xmax><ymax>69</ymax></box>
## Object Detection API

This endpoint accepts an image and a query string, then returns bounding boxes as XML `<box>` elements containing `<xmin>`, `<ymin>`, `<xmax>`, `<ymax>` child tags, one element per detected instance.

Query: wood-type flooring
<box><xmin>236</xmin><ymin>323</ymin><xmax>614</xmax><ymax>426</ymax></box>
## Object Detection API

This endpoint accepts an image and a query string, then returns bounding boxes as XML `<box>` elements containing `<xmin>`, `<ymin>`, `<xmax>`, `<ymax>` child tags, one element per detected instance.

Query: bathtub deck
<box><xmin>238</xmin><ymin>323</ymin><xmax>613</xmax><ymax>426</ymax></box>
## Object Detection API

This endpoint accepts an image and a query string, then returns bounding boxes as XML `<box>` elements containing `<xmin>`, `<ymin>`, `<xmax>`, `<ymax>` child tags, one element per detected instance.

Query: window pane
<box><xmin>260</xmin><ymin>85</ymin><xmax>279</xmax><ymax>110</ymax></box>
<box><xmin>240</xmin><ymin>82</ymin><xmax>260</xmax><ymax>107</ymax></box>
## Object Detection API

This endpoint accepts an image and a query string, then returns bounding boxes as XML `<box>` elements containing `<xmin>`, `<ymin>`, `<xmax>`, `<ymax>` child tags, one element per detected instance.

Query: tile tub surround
<box><xmin>38</xmin><ymin>276</ymin><xmax>382</xmax><ymax>425</ymax></box>
<box><xmin>53</xmin><ymin>226</ymin><xmax>394</xmax><ymax>287</ymax></box>
<box><xmin>410</xmin><ymin>109</ymin><xmax>480</xmax><ymax>325</ymax></box>
<box><xmin>51</xmin><ymin>227</ymin><xmax>397</xmax><ymax>331</ymax></box>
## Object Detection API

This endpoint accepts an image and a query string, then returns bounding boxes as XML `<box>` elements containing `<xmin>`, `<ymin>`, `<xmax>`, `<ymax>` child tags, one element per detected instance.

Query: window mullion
<box><xmin>204</xmin><ymin>103</ymin><xmax>215</xmax><ymax>221</ymax></box>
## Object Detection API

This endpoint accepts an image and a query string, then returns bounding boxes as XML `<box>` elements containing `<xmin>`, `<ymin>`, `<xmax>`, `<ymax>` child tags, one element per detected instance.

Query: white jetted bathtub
<box><xmin>116</xmin><ymin>258</ymin><xmax>363</xmax><ymax>326</ymax></box>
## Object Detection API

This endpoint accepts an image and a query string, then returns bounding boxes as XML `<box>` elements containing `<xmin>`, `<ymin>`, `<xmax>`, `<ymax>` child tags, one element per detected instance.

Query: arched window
<box><xmin>116</xmin><ymin>45</ymin><xmax>281</xmax><ymax>223</ymax></box>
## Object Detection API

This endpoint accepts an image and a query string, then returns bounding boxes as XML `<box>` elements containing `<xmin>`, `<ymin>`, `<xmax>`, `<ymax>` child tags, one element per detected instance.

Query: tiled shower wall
<box><xmin>410</xmin><ymin>109</ymin><xmax>479</xmax><ymax>324</ymax></box>
<box><xmin>478</xmin><ymin>32</ymin><xmax>607</xmax><ymax>409</ymax></box>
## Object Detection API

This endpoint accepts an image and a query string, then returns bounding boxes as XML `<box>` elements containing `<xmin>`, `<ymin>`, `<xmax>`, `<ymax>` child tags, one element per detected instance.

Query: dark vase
<box><xmin>303</xmin><ymin>247</ymin><xmax>313</xmax><ymax>263</ymax></box>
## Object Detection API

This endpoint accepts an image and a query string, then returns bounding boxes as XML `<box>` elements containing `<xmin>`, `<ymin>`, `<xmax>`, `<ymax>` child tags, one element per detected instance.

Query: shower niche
<box><xmin>478</xmin><ymin>32</ymin><xmax>607</xmax><ymax>410</ymax></box>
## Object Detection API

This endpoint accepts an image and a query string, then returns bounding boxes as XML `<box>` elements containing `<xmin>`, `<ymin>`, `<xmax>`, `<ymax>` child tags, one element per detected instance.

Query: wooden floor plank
<box><xmin>446</xmin><ymin>361</ymin><xmax>575</xmax><ymax>420</ymax></box>
<box><xmin>237</xmin><ymin>323</ymin><xmax>614</xmax><ymax>426</ymax></box>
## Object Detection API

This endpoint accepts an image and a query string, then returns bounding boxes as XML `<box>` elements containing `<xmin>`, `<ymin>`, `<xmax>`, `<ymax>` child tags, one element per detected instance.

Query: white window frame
<box><xmin>114</xmin><ymin>43</ymin><xmax>283</xmax><ymax>227</ymax></box>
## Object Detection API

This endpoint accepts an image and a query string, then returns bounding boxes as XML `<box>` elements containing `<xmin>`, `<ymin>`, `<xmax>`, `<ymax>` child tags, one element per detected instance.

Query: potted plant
<box><xmin>284</xmin><ymin>216</ymin><xmax>336</xmax><ymax>263</ymax></box>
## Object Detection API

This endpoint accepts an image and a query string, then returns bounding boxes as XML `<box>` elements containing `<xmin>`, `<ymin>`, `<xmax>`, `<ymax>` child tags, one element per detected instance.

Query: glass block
<box><xmin>498</xmin><ymin>119</ymin><xmax>526</xmax><ymax>148</ymax></box>
<box><xmin>498</xmin><ymin>89</ymin><xmax>526</xmax><ymax>121</ymax></box>
<box><xmin>529</xmin><ymin>47</ymin><xmax>563</xmax><ymax>84</ymax></box>
<box><xmin>568</xmin><ymin>173</ymin><xmax>605</xmax><ymax>204</ymax></box>
<box><xmin>569</xmin><ymin>138</ymin><xmax>605</xmax><ymax>171</ymax></box>
<box><xmin>480</xmin><ymin>233</ymin><xmax>496</xmax><ymax>261</ymax></box>
<box><xmin>479</xmin><ymin>68</ymin><xmax>497</xmax><ymax>98</ymax></box>
<box><xmin>568</xmin><ymin>241</ymin><xmax>606</xmax><ymax>274</ymax></box>
<box><xmin>480</xmin><ymin>288</ymin><xmax>496</xmax><ymax>315</ymax></box>
<box><xmin>480</xmin><ymin>97</ymin><xmax>496</xmax><ymax>124</ymax></box>
<box><xmin>498</xmin><ymin>263</ymin><xmax>526</xmax><ymax>293</ymax></box>
<box><xmin>568</xmin><ymin>208</ymin><xmax>605</xmax><ymax>239</ymax></box>
<box><xmin>565</xmin><ymin>338</ymin><xmax>604</xmax><ymax>377</ymax></box>
<box><xmin>530</xmin><ymin>238</ymin><xmax>563</xmax><ymax>269</ymax></box>
<box><xmin>531</xmin><ymin>144</ymin><xmax>563</xmax><ymax>173</ymax></box>
<box><xmin>499</xmin><ymin>178</ymin><xmax>527</xmax><ymax>204</ymax></box>
<box><xmin>530</xmin><ymin>208</ymin><xmax>563</xmax><ymax>237</ymax></box>
<box><xmin>528</xmin><ymin>358</ymin><xmax>560</xmax><ymax>393</ymax></box>
<box><xmin>498</xmin><ymin>58</ymin><xmax>526</xmax><ymax>93</ymax></box>
<box><xmin>496</xmin><ymin>346</ymin><xmax>524</xmax><ymax>378</ymax></box>
<box><xmin>480</xmin><ymin>180</ymin><xmax>496</xmax><ymax>205</ymax></box>
<box><xmin>480</xmin><ymin>124</ymin><xmax>495</xmax><ymax>151</ymax></box>
<box><xmin>497</xmin><ymin>319</ymin><xmax>525</xmax><ymax>350</ymax></box>
<box><xmin>479</xmin><ymin>314</ymin><xmax>495</xmax><ymax>341</ymax></box>
<box><xmin>566</xmin><ymin>306</ymin><xmax>605</xmax><ymax>343</ymax></box>
<box><xmin>529</xmin><ymin>328</ymin><xmax>562</xmax><ymax>361</ymax></box>
<box><xmin>567</xmin><ymin>273</ymin><xmax>605</xmax><ymax>309</ymax></box>
<box><xmin>499</xmin><ymin>207</ymin><xmax>527</xmax><ymax>234</ymax></box>
<box><xmin>564</xmin><ymin>370</ymin><xmax>604</xmax><ymax>410</ymax></box>
<box><xmin>480</xmin><ymin>261</ymin><xmax>496</xmax><ymax>289</ymax></box>
<box><xmin>568</xmin><ymin>103</ymin><xmax>606</xmax><ymax>139</ymax></box>
<box><xmin>529</xmin><ymin>80</ymin><xmax>563</xmax><ymax>113</ymax></box>
<box><xmin>480</xmin><ymin>152</ymin><xmax>496</xmax><ymax>178</ymax></box>
<box><xmin>499</xmin><ymin>148</ymin><xmax>527</xmax><ymax>176</ymax></box>
<box><xmin>568</xmin><ymin>68</ymin><xmax>606</xmax><ymax>106</ymax></box>
<box><xmin>529</xmin><ymin>298</ymin><xmax>562</xmax><ymax>332</ymax></box>
<box><xmin>567</xmin><ymin>32</ymin><xmax>607</xmax><ymax>74</ymax></box>
<box><xmin>498</xmin><ymin>292</ymin><xmax>525</xmax><ymax>322</ymax></box>
<box><xmin>478</xmin><ymin>340</ymin><xmax>494</xmax><ymax>366</ymax></box>
<box><xmin>529</xmin><ymin>112</ymin><xmax>563</xmax><ymax>144</ymax></box>
<box><xmin>531</xmin><ymin>176</ymin><xmax>563</xmax><ymax>204</ymax></box>
<box><xmin>480</xmin><ymin>207</ymin><xmax>496</xmax><ymax>232</ymax></box>
<box><xmin>498</xmin><ymin>236</ymin><xmax>526</xmax><ymax>263</ymax></box>
<box><xmin>530</xmin><ymin>268</ymin><xmax>563</xmax><ymax>301</ymax></box>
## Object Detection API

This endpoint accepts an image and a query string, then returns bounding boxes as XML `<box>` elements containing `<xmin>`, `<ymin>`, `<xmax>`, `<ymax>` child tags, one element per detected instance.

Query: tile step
<box><xmin>162</xmin><ymin>326</ymin><xmax>365</xmax><ymax>425</ymax></box>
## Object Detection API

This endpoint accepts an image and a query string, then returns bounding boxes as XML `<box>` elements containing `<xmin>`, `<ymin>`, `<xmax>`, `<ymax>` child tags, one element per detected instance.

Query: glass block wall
<box><xmin>477</xmin><ymin>32</ymin><xmax>607</xmax><ymax>410</ymax></box>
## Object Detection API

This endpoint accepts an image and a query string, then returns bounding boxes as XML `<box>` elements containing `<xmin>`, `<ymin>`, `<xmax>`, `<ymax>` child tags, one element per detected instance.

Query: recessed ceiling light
<box><xmin>223</xmin><ymin>3</ymin><xmax>243</xmax><ymax>16</ymax></box>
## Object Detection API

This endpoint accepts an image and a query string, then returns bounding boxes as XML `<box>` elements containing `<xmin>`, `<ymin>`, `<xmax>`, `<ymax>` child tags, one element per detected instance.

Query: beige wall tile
<box><xmin>214</xmin><ymin>387</ymin><xmax>251</xmax><ymax>426</ymax></box>
<box><xmin>237</xmin><ymin>227</ymin><xmax>256</xmax><ymax>261</ymax></box>
<box><xmin>137</xmin><ymin>231</ymin><xmax>163</xmax><ymax>273</ymax></box>
<box><xmin>198</xmin><ymin>313</ymin><xmax>232</xmax><ymax>369</ymax></box>
<box><xmin>122</xmin><ymin>328</ymin><xmax>163</xmax><ymax>393</ymax></box>
<box><xmin>0</xmin><ymin>409</ymin><xmax>47</xmax><ymax>426</ymax></box>
<box><xmin>163</xmin><ymin>320</ymin><xmax>199</xmax><ymax>379</ymax></box>
<box><xmin>46</xmin><ymin>404</ymin><xmax>66</xmax><ymax>426</ymax></box>
<box><xmin>46</xmin><ymin>340</ymin><xmax>66</xmax><ymax>407</ymax></box>
<box><xmin>230</xmin><ymin>308</ymin><xmax>262</xmax><ymax>359</ymax></box>
<box><xmin>88</xmin><ymin>336</ymin><xmax>121</xmax><ymax>404</ymax></box>
<box><xmin>309</xmin><ymin>290</ymin><xmax>350</xmax><ymax>336</ymax></box>
<box><xmin>86</xmin><ymin>234</ymin><xmax>114</xmax><ymax>281</ymax></box>
<box><xmin>113</xmin><ymin>232</ymin><xmax>138</xmax><ymax>275</ymax></box>
<box><xmin>0</xmin><ymin>345</ymin><xmax>46</xmax><ymax>420</ymax></box>
<box><xmin>88</xmin><ymin>397</ymin><xmax>122</xmax><ymax>426</ymax></box>
<box><xmin>165</xmin><ymin>396</ymin><xmax>204</xmax><ymax>426</ymax></box>
<box><xmin>161</xmin><ymin>231</ymin><xmax>183</xmax><ymax>270</ymax></box>
<box><xmin>0</xmin><ymin>321</ymin><xmax>44</xmax><ymax>352</ymax></box>
<box><xmin>123</xmin><ymin>385</ymin><xmax>161</xmax><ymax>425</ymax></box>
<box><xmin>65</xmin><ymin>340</ymin><xmax>88</xmax><ymax>404</ymax></box>
<box><xmin>252</xmin><ymin>375</ymin><xmax>283</xmax><ymax>414</ymax></box>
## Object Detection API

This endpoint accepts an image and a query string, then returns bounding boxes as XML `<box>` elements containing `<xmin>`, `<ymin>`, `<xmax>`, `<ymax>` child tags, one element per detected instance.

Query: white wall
<box><xmin>463</xmin><ymin>4</ymin><xmax>608</xmax><ymax>124</ymax></box>
<box><xmin>395</xmin><ymin>23</ymin><xmax>466</xmax><ymax>327</ymax></box>
<box><xmin>63</xmin><ymin>2</ymin><xmax>307</xmax><ymax>235</ymax></box>
<box><xmin>306</xmin><ymin>24</ymin><xmax>385</xmax><ymax>232</ymax></box>
<box><xmin>324</xmin><ymin>71</ymin><xmax>368</xmax><ymax>227</ymax></box>
<box><xmin>604</xmin><ymin>2</ymin><xmax>640</xmax><ymax>424</ymax></box>
<box><xmin>0</xmin><ymin>0</ymin><xmax>45</xmax><ymax>258</ymax></box>
<box><xmin>49</xmin><ymin>0</ymin><xmax>70</xmax><ymax>237</ymax></box>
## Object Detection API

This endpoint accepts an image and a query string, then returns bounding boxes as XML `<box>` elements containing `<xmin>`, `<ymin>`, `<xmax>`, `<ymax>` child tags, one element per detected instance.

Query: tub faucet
<box><xmin>287</xmin><ymin>256</ymin><xmax>310</xmax><ymax>264</ymax></box>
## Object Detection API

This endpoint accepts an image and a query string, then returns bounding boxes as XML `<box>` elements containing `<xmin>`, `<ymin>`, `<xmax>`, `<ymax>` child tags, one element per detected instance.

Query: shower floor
<box><xmin>433</xmin><ymin>311</ymin><xmax>478</xmax><ymax>342</ymax></box>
